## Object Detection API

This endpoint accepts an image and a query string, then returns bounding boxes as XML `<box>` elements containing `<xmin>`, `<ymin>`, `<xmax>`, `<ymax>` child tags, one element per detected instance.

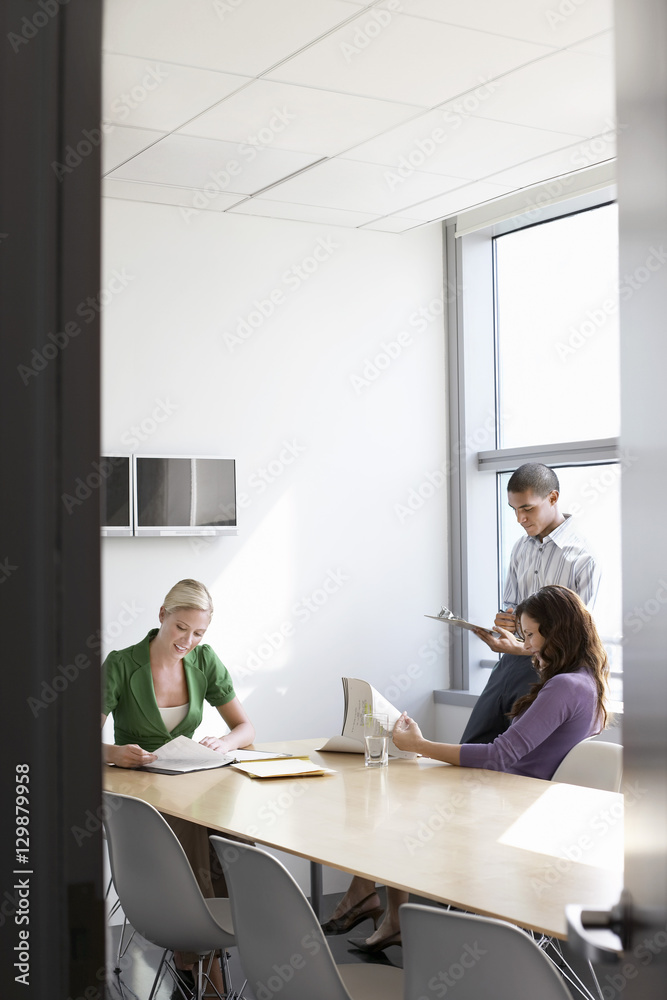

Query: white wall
<box><xmin>101</xmin><ymin>199</ymin><xmax>449</xmax><ymax>749</ymax></box>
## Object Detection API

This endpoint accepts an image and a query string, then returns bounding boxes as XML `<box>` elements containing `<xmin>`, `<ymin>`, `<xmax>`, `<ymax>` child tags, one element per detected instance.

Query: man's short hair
<box><xmin>507</xmin><ymin>463</ymin><xmax>559</xmax><ymax>497</ymax></box>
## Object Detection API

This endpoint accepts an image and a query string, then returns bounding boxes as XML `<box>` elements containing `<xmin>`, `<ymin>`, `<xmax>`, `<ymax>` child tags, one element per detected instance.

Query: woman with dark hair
<box><xmin>393</xmin><ymin>584</ymin><xmax>610</xmax><ymax>779</ymax></box>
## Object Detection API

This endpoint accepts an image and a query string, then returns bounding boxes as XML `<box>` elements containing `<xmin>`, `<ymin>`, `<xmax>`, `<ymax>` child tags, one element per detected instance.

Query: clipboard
<box><xmin>425</xmin><ymin>607</ymin><xmax>500</xmax><ymax>637</ymax></box>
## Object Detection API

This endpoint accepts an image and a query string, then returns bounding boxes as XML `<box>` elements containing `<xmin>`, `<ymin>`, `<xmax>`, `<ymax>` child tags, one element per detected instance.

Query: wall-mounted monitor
<box><xmin>133</xmin><ymin>456</ymin><xmax>237</xmax><ymax>536</ymax></box>
<box><xmin>100</xmin><ymin>456</ymin><xmax>133</xmax><ymax>537</ymax></box>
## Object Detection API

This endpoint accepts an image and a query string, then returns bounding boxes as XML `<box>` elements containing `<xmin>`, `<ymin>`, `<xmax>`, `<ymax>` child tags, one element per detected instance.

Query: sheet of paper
<box><xmin>230</xmin><ymin>758</ymin><xmax>334</xmax><ymax>779</ymax></box>
<box><xmin>144</xmin><ymin>735</ymin><xmax>233</xmax><ymax>773</ymax></box>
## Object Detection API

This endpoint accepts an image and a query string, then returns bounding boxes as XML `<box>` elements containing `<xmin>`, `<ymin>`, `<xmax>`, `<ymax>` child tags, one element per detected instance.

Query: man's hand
<box><xmin>473</xmin><ymin>624</ymin><xmax>527</xmax><ymax>656</ymax></box>
<box><xmin>392</xmin><ymin>712</ymin><xmax>424</xmax><ymax>753</ymax></box>
<box><xmin>494</xmin><ymin>607</ymin><xmax>516</xmax><ymax>631</ymax></box>
<box><xmin>106</xmin><ymin>744</ymin><xmax>158</xmax><ymax>768</ymax></box>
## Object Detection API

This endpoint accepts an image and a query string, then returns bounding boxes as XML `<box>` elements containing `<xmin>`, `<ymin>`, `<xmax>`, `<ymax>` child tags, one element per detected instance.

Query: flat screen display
<box><xmin>134</xmin><ymin>457</ymin><xmax>236</xmax><ymax>536</ymax></box>
<box><xmin>100</xmin><ymin>457</ymin><xmax>132</xmax><ymax>536</ymax></box>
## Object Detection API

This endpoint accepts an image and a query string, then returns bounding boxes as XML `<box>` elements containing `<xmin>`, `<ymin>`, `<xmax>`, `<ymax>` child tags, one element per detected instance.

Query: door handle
<box><xmin>566</xmin><ymin>891</ymin><xmax>633</xmax><ymax>964</ymax></box>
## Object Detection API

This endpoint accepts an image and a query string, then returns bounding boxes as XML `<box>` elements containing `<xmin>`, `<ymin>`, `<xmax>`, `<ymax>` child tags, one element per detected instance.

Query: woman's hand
<box><xmin>473</xmin><ymin>624</ymin><xmax>526</xmax><ymax>656</ymax></box>
<box><xmin>392</xmin><ymin>712</ymin><xmax>425</xmax><ymax>753</ymax></box>
<box><xmin>199</xmin><ymin>735</ymin><xmax>234</xmax><ymax>754</ymax></box>
<box><xmin>105</xmin><ymin>744</ymin><xmax>158</xmax><ymax>768</ymax></box>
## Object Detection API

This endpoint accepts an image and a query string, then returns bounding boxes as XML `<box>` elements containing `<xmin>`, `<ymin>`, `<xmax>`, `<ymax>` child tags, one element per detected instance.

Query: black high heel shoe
<box><xmin>320</xmin><ymin>893</ymin><xmax>383</xmax><ymax>934</ymax></box>
<box><xmin>347</xmin><ymin>929</ymin><xmax>402</xmax><ymax>953</ymax></box>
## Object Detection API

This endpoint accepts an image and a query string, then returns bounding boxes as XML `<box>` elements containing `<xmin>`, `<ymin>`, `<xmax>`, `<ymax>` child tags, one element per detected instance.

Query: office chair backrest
<box><xmin>401</xmin><ymin>904</ymin><xmax>574</xmax><ymax>1000</ymax></box>
<box><xmin>551</xmin><ymin>737</ymin><xmax>623</xmax><ymax>792</ymax></box>
<box><xmin>103</xmin><ymin>792</ymin><xmax>230</xmax><ymax>955</ymax></box>
<box><xmin>210</xmin><ymin>835</ymin><xmax>354</xmax><ymax>1000</ymax></box>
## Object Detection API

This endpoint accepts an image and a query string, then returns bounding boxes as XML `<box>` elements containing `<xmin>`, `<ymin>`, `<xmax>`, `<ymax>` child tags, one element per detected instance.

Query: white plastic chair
<box><xmin>551</xmin><ymin>737</ymin><xmax>623</xmax><ymax>792</ymax></box>
<box><xmin>400</xmin><ymin>903</ymin><xmax>573</xmax><ymax>999</ymax></box>
<box><xmin>103</xmin><ymin>792</ymin><xmax>239</xmax><ymax>1000</ymax></box>
<box><xmin>537</xmin><ymin>738</ymin><xmax>624</xmax><ymax>998</ymax></box>
<box><xmin>209</xmin><ymin>835</ymin><xmax>403</xmax><ymax>1000</ymax></box>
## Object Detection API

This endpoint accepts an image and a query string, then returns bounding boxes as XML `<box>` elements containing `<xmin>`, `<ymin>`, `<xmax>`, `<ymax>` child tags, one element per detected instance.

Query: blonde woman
<box><xmin>101</xmin><ymin>578</ymin><xmax>254</xmax><ymax>989</ymax></box>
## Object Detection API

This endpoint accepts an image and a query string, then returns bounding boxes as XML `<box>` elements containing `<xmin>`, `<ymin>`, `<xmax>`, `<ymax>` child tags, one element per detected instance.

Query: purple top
<box><xmin>459</xmin><ymin>669</ymin><xmax>600</xmax><ymax>780</ymax></box>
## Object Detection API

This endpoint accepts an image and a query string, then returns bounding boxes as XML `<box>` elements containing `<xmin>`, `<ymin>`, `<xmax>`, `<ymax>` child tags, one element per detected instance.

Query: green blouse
<box><xmin>103</xmin><ymin>628</ymin><xmax>236</xmax><ymax>752</ymax></box>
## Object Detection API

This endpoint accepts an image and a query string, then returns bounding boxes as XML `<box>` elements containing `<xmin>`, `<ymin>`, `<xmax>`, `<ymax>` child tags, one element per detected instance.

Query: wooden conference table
<box><xmin>103</xmin><ymin>738</ymin><xmax>624</xmax><ymax>940</ymax></box>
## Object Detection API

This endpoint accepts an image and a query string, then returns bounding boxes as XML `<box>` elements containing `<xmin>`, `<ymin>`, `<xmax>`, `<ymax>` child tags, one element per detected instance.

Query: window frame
<box><xmin>445</xmin><ymin>183</ymin><xmax>622</xmax><ymax>695</ymax></box>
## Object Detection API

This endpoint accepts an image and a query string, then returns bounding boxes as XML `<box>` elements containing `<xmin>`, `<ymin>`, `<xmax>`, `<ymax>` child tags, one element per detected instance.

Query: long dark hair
<box><xmin>510</xmin><ymin>585</ymin><xmax>610</xmax><ymax>728</ymax></box>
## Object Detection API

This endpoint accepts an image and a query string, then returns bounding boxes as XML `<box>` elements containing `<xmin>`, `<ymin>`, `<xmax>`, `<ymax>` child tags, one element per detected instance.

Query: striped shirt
<box><xmin>503</xmin><ymin>514</ymin><xmax>600</xmax><ymax>610</ymax></box>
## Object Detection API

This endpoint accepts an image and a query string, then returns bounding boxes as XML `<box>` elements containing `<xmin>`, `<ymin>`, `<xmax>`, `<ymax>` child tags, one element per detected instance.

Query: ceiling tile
<box><xmin>103</xmin><ymin>54</ymin><xmax>250</xmax><ymax>131</ymax></box>
<box><xmin>567</xmin><ymin>29</ymin><xmax>614</xmax><ymax>58</ymax></box>
<box><xmin>269</xmin><ymin>11</ymin><xmax>551</xmax><ymax>107</ymax></box>
<box><xmin>487</xmin><ymin>131</ymin><xmax>617</xmax><ymax>188</ymax></box>
<box><xmin>103</xmin><ymin>177</ymin><xmax>245</xmax><ymax>211</ymax></box>
<box><xmin>392</xmin><ymin>179</ymin><xmax>514</xmax><ymax>222</ymax></box>
<box><xmin>227</xmin><ymin>198</ymin><xmax>377</xmax><ymax>227</ymax></box>
<box><xmin>377</xmin><ymin>0</ymin><xmax>613</xmax><ymax>48</ymax></box>
<box><xmin>441</xmin><ymin>49</ymin><xmax>615</xmax><ymax>137</ymax></box>
<box><xmin>107</xmin><ymin>133</ymin><xmax>322</xmax><ymax>194</ymax></box>
<box><xmin>102</xmin><ymin>124</ymin><xmax>167</xmax><ymax>173</ymax></box>
<box><xmin>103</xmin><ymin>0</ymin><xmax>366</xmax><ymax>76</ymax></box>
<box><xmin>260</xmin><ymin>157</ymin><xmax>467</xmax><ymax>214</ymax></box>
<box><xmin>345</xmin><ymin>109</ymin><xmax>584</xmax><ymax>180</ymax></box>
<box><xmin>361</xmin><ymin>216</ymin><xmax>426</xmax><ymax>233</ymax></box>
<box><xmin>177</xmin><ymin>79</ymin><xmax>420</xmax><ymax>156</ymax></box>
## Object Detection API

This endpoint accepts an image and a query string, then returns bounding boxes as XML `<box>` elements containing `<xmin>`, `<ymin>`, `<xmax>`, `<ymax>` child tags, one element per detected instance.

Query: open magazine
<box><xmin>140</xmin><ymin>736</ymin><xmax>293</xmax><ymax>774</ymax></box>
<box><xmin>318</xmin><ymin>678</ymin><xmax>417</xmax><ymax>759</ymax></box>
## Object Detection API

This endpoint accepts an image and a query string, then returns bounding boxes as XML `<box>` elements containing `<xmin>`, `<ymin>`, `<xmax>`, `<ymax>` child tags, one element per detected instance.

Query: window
<box><xmin>446</xmin><ymin>181</ymin><xmax>622</xmax><ymax>702</ymax></box>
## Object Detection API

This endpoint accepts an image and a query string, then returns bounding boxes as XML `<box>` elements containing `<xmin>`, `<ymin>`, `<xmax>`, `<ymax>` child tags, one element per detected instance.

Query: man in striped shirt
<box><xmin>461</xmin><ymin>462</ymin><xmax>600</xmax><ymax>744</ymax></box>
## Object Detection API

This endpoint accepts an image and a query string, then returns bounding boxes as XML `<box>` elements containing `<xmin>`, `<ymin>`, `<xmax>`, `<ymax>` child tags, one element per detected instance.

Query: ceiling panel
<box><xmin>268</xmin><ymin>12</ymin><xmax>551</xmax><ymax>107</ymax></box>
<box><xmin>103</xmin><ymin>54</ymin><xmax>250</xmax><ymax>132</ymax></box>
<box><xmin>344</xmin><ymin>109</ymin><xmax>585</xmax><ymax>180</ymax></box>
<box><xmin>227</xmin><ymin>198</ymin><xmax>378</xmax><ymax>227</ymax></box>
<box><xmin>441</xmin><ymin>49</ymin><xmax>616</xmax><ymax>137</ymax></box>
<box><xmin>101</xmin><ymin>2</ymin><xmax>616</xmax><ymax>231</ymax></box>
<box><xmin>103</xmin><ymin>178</ymin><xmax>246</xmax><ymax>212</ymax></box>
<box><xmin>375</xmin><ymin>0</ymin><xmax>613</xmax><ymax>48</ymax></box>
<box><xmin>177</xmin><ymin>79</ymin><xmax>420</xmax><ymax>156</ymax></box>
<box><xmin>102</xmin><ymin>125</ymin><xmax>167</xmax><ymax>174</ymax></box>
<box><xmin>107</xmin><ymin>133</ymin><xmax>322</xmax><ymax>193</ymax></box>
<box><xmin>258</xmin><ymin>158</ymin><xmax>468</xmax><ymax>215</ymax></box>
<box><xmin>387</xmin><ymin>178</ymin><xmax>514</xmax><ymax>222</ymax></box>
<box><xmin>103</xmin><ymin>0</ymin><xmax>365</xmax><ymax>76</ymax></box>
<box><xmin>487</xmin><ymin>131</ymin><xmax>616</xmax><ymax>188</ymax></box>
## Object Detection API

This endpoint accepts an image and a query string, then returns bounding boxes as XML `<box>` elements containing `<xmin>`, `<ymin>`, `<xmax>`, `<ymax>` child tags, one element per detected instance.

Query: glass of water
<box><xmin>363</xmin><ymin>713</ymin><xmax>389</xmax><ymax>767</ymax></box>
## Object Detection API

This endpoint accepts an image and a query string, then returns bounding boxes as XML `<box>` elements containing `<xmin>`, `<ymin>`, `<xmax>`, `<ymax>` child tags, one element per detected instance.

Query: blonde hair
<box><xmin>162</xmin><ymin>579</ymin><xmax>214</xmax><ymax>618</ymax></box>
